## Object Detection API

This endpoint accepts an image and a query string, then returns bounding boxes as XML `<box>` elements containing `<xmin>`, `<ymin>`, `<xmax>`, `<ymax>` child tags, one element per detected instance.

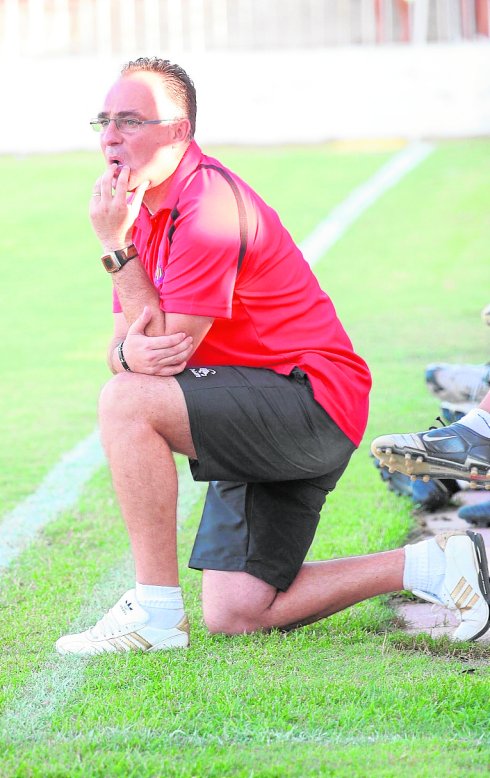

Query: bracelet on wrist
<box><xmin>117</xmin><ymin>341</ymin><xmax>132</xmax><ymax>372</ymax></box>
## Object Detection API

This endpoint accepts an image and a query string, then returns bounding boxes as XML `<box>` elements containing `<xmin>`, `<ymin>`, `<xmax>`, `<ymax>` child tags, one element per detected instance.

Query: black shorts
<box><xmin>174</xmin><ymin>366</ymin><xmax>356</xmax><ymax>591</ymax></box>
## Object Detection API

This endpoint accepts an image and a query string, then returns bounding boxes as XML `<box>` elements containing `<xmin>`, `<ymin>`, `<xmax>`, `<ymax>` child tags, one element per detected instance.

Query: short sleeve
<box><xmin>159</xmin><ymin>171</ymin><xmax>243</xmax><ymax>319</ymax></box>
<box><xmin>113</xmin><ymin>287</ymin><xmax>122</xmax><ymax>313</ymax></box>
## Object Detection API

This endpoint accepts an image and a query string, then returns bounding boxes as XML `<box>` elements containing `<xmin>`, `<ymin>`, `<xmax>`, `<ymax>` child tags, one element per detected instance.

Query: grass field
<box><xmin>1</xmin><ymin>141</ymin><xmax>489</xmax><ymax>776</ymax></box>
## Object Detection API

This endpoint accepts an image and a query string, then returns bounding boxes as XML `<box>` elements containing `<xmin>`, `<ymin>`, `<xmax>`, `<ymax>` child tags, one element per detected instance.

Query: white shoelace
<box><xmin>88</xmin><ymin>608</ymin><xmax>131</xmax><ymax>640</ymax></box>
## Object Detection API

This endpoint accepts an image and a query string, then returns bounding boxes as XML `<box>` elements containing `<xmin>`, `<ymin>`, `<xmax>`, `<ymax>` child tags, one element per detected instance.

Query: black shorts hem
<box><xmin>188</xmin><ymin>556</ymin><xmax>293</xmax><ymax>592</ymax></box>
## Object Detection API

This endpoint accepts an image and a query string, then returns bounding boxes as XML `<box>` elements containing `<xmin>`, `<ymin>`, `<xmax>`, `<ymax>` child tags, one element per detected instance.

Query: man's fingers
<box><xmin>100</xmin><ymin>164</ymin><xmax>116</xmax><ymax>200</ymax></box>
<box><xmin>129</xmin><ymin>179</ymin><xmax>150</xmax><ymax>216</ymax></box>
<box><xmin>148</xmin><ymin>333</ymin><xmax>192</xmax><ymax>350</ymax></box>
<box><xmin>112</xmin><ymin>165</ymin><xmax>131</xmax><ymax>203</ymax></box>
<box><xmin>155</xmin><ymin>344</ymin><xmax>193</xmax><ymax>366</ymax></box>
<box><xmin>155</xmin><ymin>362</ymin><xmax>189</xmax><ymax>377</ymax></box>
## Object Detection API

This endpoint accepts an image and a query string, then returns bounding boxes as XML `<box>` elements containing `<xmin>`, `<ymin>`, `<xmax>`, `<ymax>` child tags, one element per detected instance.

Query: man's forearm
<box><xmin>112</xmin><ymin>256</ymin><xmax>165</xmax><ymax>336</ymax></box>
<box><xmin>107</xmin><ymin>337</ymin><xmax>125</xmax><ymax>374</ymax></box>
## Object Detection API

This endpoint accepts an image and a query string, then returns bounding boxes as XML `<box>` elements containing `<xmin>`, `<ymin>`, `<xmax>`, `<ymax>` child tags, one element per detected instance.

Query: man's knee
<box><xmin>203</xmin><ymin>602</ymin><xmax>258</xmax><ymax>635</ymax></box>
<box><xmin>202</xmin><ymin>570</ymin><xmax>276</xmax><ymax>635</ymax></box>
<box><xmin>98</xmin><ymin>373</ymin><xmax>142</xmax><ymax>424</ymax></box>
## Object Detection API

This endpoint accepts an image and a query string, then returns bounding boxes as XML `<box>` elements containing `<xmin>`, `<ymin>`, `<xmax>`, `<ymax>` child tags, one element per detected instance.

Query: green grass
<box><xmin>1</xmin><ymin>141</ymin><xmax>490</xmax><ymax>776</ymax></box>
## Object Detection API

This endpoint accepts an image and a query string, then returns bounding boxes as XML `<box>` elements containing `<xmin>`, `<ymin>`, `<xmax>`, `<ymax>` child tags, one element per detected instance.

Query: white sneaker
<box><xmin>412</xmin><ymin>531</ymin><xmax>490</xmax><ymax>641</ymax></box>
<box><xmin>56</xmin><ymin>590</ymin><xmax>189</xmax><ymax>656</ymax></box>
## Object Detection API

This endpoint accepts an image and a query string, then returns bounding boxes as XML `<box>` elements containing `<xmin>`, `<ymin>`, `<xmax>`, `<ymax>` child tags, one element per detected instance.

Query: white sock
<box><xmin>457</xmin><ymin>408</ymin><xmax>490</xmax><ymax>438</ymax></box>
<box><xmin>403</xmin><ymin>538</ymin><xmax>446</xmax><ymax>600</ymax></box>
<box><xmin>135</xmin><ymin>583</ymin><xmax>185</xmax><ymax>629</ymax></box>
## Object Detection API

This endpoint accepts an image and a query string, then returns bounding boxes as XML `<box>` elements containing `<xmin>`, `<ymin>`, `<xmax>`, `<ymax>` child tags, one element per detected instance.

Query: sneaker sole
<box><xmin>148</xmin><ymin>631</ymin><xmax>189</xmax><ymax>651</ymax></box>
<box><xmin>466</xmin><ymin>531</ymin><xmax>490</xmax><ymax>641</ymax></box>
<box><xmin>371</xmin><ymin>441</ymin><xmax>490</xmax><ymax>489</ymax></box>
<box><xmin>56</xmin><ymin>627</ymin><xmax>189</xmax><ymax>656</ymax></box>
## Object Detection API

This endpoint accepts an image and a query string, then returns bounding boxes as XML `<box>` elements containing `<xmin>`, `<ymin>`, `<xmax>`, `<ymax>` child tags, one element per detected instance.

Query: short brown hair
<box><xmin>122</xmin><ymin>57</ymin><xmax>197</xmax><ymax>140</ymax></box>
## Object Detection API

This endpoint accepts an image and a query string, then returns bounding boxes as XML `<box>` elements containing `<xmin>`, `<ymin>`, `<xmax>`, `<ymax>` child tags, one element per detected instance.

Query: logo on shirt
<box><xmin>189</xmin><ymin>368</ymin><xmax>217</xmax><ymax>379</ymax></box>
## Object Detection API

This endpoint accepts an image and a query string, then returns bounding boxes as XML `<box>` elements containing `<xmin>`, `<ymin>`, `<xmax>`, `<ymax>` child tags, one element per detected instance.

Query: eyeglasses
<box><xmin>90</xmin><ymin>117</ymin><xmax>182</xmax><ymax>134</ymax></box>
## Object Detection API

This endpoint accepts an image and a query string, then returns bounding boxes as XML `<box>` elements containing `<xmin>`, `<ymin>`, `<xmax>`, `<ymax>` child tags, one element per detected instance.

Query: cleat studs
<box><xmin>416</xmin><ymin>456</ymin><xmax>423</xmax><ymax>463</ymax></box>
<box><xmin>469</xmin><ymin>481</ymin><xmax>478</xmax><ymax>490</ymax></box>
<box><xmin>422</xmin><ymin>475</ymin><xmax>430</xmax><ymax>483</ymax></box>
<box><xmin>485</xmin><ymin>484</ymin><xmax>490</xmax><ymax>491</ymax></box>
<box><xmin>410</xmin><ymin>475</ymin><xmax>417</xmax><ymax>482</ymax></box>
<box><xmin>470</xmin><ymin>467</ymin><xmax>478</xmax><ymax>476</ymax></box>
<box><xmin>388</xmin><ymin>467</ymin><xmax>395</xmax><ymax>474</ymax></box>
<box><xmin>385</xmin><ymin>448</ymin><xmax>392</xmax><ymax>455</ymax></box>
<box><xmin>405</xmin><ymin>453</ymin><xmax>411</xmax><ymax>461</ymax></box>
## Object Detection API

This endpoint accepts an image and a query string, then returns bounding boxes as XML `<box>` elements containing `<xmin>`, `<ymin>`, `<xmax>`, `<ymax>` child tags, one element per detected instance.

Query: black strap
<box><xmin>167</xmin><ymin>163</ymin><xmax>248</xmax><ymax>274</ymax></box>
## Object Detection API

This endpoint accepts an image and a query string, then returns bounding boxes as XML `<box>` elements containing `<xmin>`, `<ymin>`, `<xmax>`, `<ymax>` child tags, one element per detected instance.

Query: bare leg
<box><xmin>98</xmin><ymin>372</ymin><xmax>196</xmax><ymax>586</ymax></box>
<box><xmin>202</xmin><ymin>548</ymin><xmax>405</xmax><ymax>634</ymax></box>
<box><xmin>480</xmin><ymin>390</ymin><xmax>490</xmax><ymax>413</ymax></box>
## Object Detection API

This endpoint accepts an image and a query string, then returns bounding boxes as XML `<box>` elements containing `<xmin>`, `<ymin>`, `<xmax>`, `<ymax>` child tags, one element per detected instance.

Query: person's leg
<box><xmin>424</xmin><ymin>363</ymin><xmax>490</xmax><ymax>404</ymax></box>
<box><xmin>56</xmin><ymin>371</ymin><xmax>197</xmax><ymax>656</ymax></box>
<box><xmin>481</xmin><ymin>392</ymin><xmax>490</xmax><ymax>413</ymax></box>
<box><xmin>98</xmin><ymin>371</ymin><xmax>197</xmax><ymax>585</ymax></box>
<box><xmin>371</xmin><ymin>390</ymin><xmax>490</xmax><ymax>487</ymax></box>
<box><xmin>203</xmin><ymin>530</ymin><xmax>490</xmax><ymax>642</ymax></box>
<box><xmin>202</xmin><ymin>549</ymin><xmax>404</xmax><ymax>634</ymax></box>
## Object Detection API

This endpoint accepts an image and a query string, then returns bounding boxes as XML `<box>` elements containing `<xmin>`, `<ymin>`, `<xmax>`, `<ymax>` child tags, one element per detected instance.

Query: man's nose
<box><xmin>102</xmin><ymin>119</ymin><xmax>123</xmax><ymax>143</ymax></box>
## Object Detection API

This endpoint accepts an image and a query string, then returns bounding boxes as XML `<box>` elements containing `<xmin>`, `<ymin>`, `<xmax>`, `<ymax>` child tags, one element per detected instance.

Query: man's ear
<box><xmin>173</xmin><ymin>118</ymin><xmax>191</xmax><ymax>142</ymax></box>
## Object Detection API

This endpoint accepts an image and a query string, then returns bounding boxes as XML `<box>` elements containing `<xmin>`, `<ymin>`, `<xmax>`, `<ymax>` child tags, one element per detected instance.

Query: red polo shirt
<box><xmin>113</xmin><ymin>141</ymin><xmax>371</xmax><ymax>446</ymax></box>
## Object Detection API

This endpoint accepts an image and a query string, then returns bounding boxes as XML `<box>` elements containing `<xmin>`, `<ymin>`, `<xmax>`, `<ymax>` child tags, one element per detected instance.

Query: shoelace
<box><xmin>428</xmin><ymin>416</ymin><xmax>447</xmax><ymax>431</ymax></box>
<box><xmin>89</xmin><ymin>607</ymin><xmax>128</xmax><ymax>640</ymax></box>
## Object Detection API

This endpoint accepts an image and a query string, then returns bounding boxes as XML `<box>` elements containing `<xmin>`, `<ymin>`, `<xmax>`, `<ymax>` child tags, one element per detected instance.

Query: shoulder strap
<box><xmin>167</xmin><ymin>163</ymin><xmax>248</xmax><ymax>274</ymax></box>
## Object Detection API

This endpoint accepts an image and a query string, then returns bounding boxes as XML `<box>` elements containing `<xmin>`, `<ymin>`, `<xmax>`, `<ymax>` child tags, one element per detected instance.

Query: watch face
<box><xmin>102</xmin><ymin>255</ymin><xmax>118</xmax><ymax>272</ymax></box>
<box><xmin>101</xmin><ymin>245</ymin><xmax>136</xmax><ymax>273</ymax></box>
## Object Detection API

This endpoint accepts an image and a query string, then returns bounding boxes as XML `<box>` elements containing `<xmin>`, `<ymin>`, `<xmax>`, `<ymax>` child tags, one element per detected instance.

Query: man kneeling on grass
<box><xmin>56</xmin><ymin>58</ymin><xmax>490</xmax><ymax>655</ymax></box>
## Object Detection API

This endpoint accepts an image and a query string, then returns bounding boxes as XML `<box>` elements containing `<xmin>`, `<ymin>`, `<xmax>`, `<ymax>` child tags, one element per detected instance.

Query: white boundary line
<box><xmin>0</xmin><ymin>430</ymin><xmax>105</xmax><ymax>570</ymax></box>
<box><xmin>0</xmin><ymin>140</ymin><xmax>434</xmax><ymax>743</ymax></box>
<box><xmin>300</xmin><ymin>141</ymin><xmax>434</xmax><ymax>266</ymax></box>
<box><xmin>0</xmin><ymin>141</ymin><xmax>433</xmax><ymax>574</ymax></box>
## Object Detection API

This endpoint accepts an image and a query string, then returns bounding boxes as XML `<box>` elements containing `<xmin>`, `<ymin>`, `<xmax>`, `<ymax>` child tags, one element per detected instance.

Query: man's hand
<box><xmin>90</xmin><ymin>164</ymin><xmax>149</xmax><ymax>251</ymax></box>
<box><xmin>122</xmin><ymin>307</ymin><xmax>193</xmax><ymax>376</ymax></box>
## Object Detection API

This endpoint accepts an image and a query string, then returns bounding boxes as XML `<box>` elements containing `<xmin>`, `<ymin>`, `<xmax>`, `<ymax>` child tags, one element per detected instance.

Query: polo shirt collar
<box><xmin>154</xmin><ymin>140</ymin><xmax>203</xmax><ymax>214</ymax></box>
